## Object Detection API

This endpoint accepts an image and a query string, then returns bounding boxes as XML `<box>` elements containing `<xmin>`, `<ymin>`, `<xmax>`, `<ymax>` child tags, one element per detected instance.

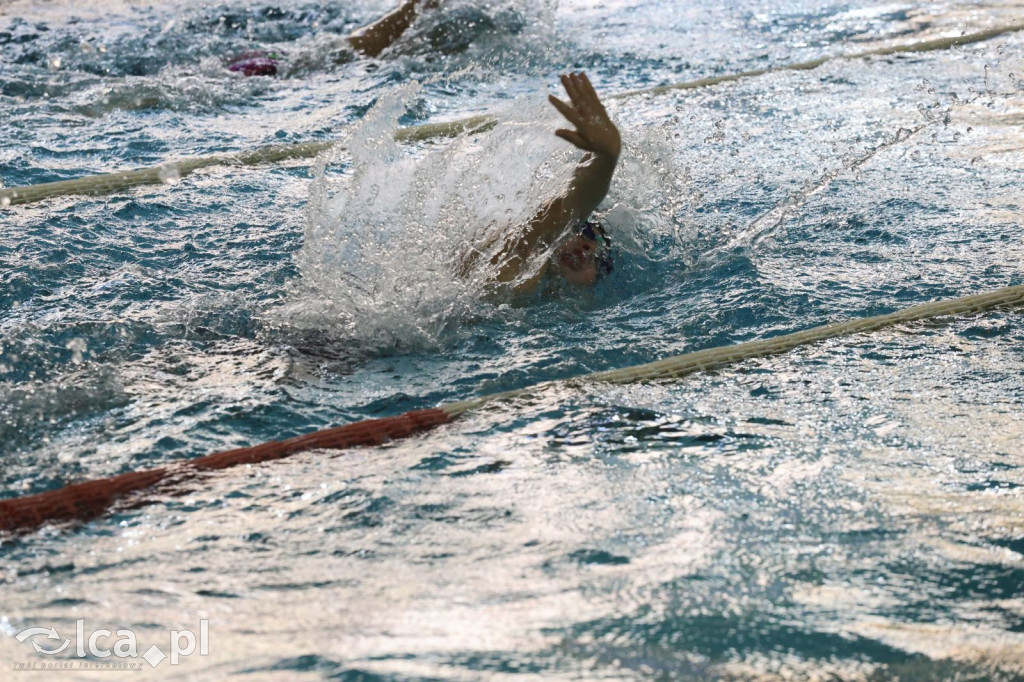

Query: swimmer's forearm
<box><xmin>347</xmin><ymin>0</ymin><xmax>431</xmax><ymax>57</ymax></box>
<box><xmin>515</xmin><ymin>150</ymin><xmax>617</xmax><ymax>257</ymax></box>
<box><xmin>487</xmin><ymin>151</ymin><xmax>616</xmax><ymax>285</ymax></box>
<box><xmin>568</xmin><ymin>151</ymin><xmax>618</xmax><ymax>221</ymax></box>
<box><xmin>542</xmin><ymin>151</ymin><xmax>617</xmax><ymax>231</ymax></box>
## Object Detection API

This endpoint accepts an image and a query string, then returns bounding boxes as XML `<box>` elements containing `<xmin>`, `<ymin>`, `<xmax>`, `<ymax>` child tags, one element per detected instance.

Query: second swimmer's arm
<box><xmin>347</xmin><ymin>0</ymin><xmax>437</xmax><ymax>57</ymax></box>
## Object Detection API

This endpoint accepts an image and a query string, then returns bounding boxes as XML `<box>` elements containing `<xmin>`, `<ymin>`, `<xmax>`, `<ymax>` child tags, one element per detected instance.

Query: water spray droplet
<box><xmin>157</xmin><ymin>163</ymin><xmax>181</xmax><ymax>185</ymax></box>
<box><xmin>66</xmin><ymin>338</ymin><xmax>87</xmax><ymax>364</ymax></box>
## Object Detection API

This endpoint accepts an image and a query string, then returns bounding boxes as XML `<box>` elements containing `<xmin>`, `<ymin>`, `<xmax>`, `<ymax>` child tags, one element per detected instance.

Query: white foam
<box><xmin>287</xmin><ymin>79</ymin><xmax>692</xmax><ymax>349</ymax></box>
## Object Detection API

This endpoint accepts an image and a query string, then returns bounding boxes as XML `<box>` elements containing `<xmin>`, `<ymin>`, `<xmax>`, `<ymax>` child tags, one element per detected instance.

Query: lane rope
<box><xmin>2</xmin><ymin>283</ymin><xmax>1021</xmax><ymax>534</ymax></box>
<box><xmin>2</xmin><ymin>23</ymin><xmax>1021</xmax><ymax>207</ymax></box>
<box><xmin>0</xmin><ymin>409</ymin><xmax>452</xmax><ymax>533</ymax></box>
<box><xmin>0</xmin><ymin>116</ymin><xmax>496</xmax><ymax>207</ymax></box>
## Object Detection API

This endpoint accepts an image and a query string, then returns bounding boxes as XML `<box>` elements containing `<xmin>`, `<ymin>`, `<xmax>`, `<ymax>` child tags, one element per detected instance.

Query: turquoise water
<box><xmin>2</xmin><ymin>0</ymin><xmax>1023</xmax><ymax>679</ymax></box>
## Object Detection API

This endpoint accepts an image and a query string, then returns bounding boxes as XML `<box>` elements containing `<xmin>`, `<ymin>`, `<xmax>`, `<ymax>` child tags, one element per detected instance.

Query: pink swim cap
<box><xmin>226</xmin><ymin>51</ymin><xmax>280</xmax><ymax>77</ymax></box>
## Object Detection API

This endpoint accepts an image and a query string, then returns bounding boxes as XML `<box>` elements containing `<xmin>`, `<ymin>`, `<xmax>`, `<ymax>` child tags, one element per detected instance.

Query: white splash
<box><xmin>287</xmin><ymin>80</ymin><xmax>692</xmax><ymax>350</ymax></box>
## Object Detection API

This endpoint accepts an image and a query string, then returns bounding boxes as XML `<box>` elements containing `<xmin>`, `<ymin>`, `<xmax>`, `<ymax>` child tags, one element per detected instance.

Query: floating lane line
<box><xmin>2</xmin><ymin>24</ymin><xmax>1022</xmax><ymax>207</ymax></box>
<box><xmin>2</xmin><ymin>283</ymin><xmax>1022</xmax><ymax>534</ymax></box>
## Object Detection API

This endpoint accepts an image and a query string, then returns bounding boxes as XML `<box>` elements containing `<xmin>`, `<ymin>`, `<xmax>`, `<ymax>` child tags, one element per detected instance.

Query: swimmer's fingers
<box><xmin>564</xmin><ymin>72</ymin><xmax>612</xmax><ymax>131</ymax></box>
<box><xmin>555</xmin><ymin>128</ymin><xmax>592</xmax><ymax>151</ymax></box>
<box><xmin>551</xmin><ymin>92</ymin><xmax>595</xmax><ymax>150</ymax></box>
<box><xmin>548</xmin><ymin>94</ymin><xmax>585</xmax><ymax>129</ymax></box>
<box><xmin>561</xmin><ymin>73</ymin><xmax>584</xmax><ymax>104</ymax></box>
<box><xmin>562</xmin><ymin>73</ymin><xmax>595</xmax><ymax>118</ymax></box>
<box><xmin>576</xmin><ymin>72</ymin><xmax>608</xmax><ymax>116</ymax></box>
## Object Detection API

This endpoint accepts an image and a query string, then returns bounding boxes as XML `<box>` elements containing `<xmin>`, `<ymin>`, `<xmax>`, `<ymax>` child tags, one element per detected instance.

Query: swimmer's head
<box><xmin>553</xmin><ymin>220</ymin><xmax>614</xmax><ymax>287</ymax></box>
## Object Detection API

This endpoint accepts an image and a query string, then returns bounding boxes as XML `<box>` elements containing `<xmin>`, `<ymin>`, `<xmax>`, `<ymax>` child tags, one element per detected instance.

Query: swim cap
<box><xmin>226</xmin><ymin>51</ymin><xmax>282</xmax><ymax>77</ymax></box>
<box><xmin>580</xmin><ymin>220</ymin><xmax>614</xmax><ymax>279</ymax></box>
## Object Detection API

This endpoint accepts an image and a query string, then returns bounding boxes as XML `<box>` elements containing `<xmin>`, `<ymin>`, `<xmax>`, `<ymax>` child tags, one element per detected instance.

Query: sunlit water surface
<box><xmin>2</xmin><ymin>0</ymin><xmax>1023</xmax><ymax>679</ymax></box>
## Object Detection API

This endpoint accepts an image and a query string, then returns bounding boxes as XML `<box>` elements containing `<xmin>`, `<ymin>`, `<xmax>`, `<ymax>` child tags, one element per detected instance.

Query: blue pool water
<box><xmin>2</xmin><ymin>0</ymin><xmax>1023</xmax><ymax>678</ymax></box>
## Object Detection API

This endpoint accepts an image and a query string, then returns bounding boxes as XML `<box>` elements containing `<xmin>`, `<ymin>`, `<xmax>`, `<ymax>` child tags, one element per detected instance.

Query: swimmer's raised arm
<box><xmin>540</xmin><ymin>72</ymin><xmax>621</xmax><ymax>237</ymax></box>
<box><xmin>491</xmin><ymin>72</ymin><xmax>621</xmax><ymax>285</ymax></box>
<box><xmin>347</xmin><ymin>0</ymin><xmax>439</xmax><ymax>57</ymax></box>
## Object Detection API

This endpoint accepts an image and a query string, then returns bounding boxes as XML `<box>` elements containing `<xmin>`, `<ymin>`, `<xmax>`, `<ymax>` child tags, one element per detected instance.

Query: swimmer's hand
<box><xmin>548</xmin><ymin>72</ymin><xmax>621</xmax><ymax>160</ymax></box>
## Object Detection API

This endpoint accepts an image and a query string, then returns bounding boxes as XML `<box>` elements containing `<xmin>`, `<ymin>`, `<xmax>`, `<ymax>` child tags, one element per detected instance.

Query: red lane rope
<box><xmin>0</xmin><ymin>408</ymin><xmax>451</xmax><ymax>534</ymax></box>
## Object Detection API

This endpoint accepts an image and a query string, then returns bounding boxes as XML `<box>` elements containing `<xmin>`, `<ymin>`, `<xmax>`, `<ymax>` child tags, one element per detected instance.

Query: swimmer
<box><xmin>227</xmin><ymin>0</ymin><xmax>439</xmax><ymax>76</ymax></box>
<box><xmin>464</xmin><ymin>72</ymin><xmax>620</xmax><ymax>294</ymax></box>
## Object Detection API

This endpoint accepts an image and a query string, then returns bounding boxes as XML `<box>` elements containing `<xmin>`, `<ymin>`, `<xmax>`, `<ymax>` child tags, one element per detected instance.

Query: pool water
<box><xmin>2</xmin><ymin>0</ymin><xmax>1023</xmax><ymax>679</ymax></box>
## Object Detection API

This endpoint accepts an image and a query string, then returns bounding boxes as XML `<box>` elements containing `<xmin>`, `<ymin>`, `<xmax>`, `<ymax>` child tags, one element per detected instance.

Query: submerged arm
<box><xmin>347</xmin><ymin>0</ymin><xmax>437</xmax><ymax>57</ymax></box>
<box><xmin>491</xmin><ymin>72</ymin><xmax>621</xmax><ymax>284</ymax></box>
